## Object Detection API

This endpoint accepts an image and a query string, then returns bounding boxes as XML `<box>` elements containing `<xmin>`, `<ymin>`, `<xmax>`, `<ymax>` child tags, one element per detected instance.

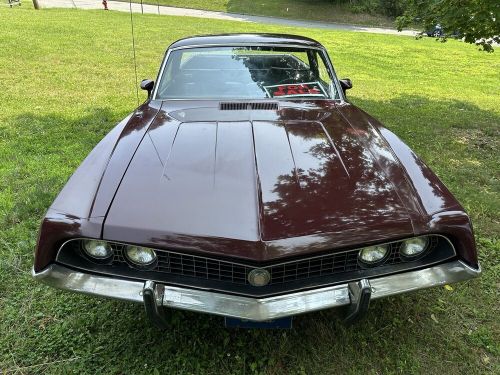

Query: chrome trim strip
<box><xmin>151</xmin><ymin>47</ymin><xmax>171</xmax><ymax>99</ymax></box>
<box><xmin>33</xmin><ymin>265</ymin><xmax>144</xmax><ymax>303</ymax></box>
<box><xmin>33</xmin><ymin>260</ymin><xmax>480</xmax><ymax>321</ymax></box>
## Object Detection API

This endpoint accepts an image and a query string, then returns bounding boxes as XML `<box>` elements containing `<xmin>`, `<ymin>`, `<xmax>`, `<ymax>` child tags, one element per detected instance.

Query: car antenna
<box><xmin>129</xmin><ymin>0</ymin><xmax>140</xmax><ymax>106</ymax></box>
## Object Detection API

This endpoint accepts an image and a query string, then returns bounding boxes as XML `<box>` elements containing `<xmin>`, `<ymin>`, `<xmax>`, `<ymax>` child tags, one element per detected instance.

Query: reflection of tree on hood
<box><xmin>264</xmin><ymin>122</ymin><xmax>405</xmax><ymax>237</ymax></box>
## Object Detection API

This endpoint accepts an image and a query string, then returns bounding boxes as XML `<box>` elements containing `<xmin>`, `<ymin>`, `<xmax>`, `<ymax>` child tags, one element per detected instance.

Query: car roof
<box><xmin>168</xmin><ymin>33</ymin><xmax>324</xmax><ymax>50</ymax></box>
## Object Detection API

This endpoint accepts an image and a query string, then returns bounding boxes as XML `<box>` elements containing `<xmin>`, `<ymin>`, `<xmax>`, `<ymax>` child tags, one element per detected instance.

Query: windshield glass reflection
<box><xmin>156</xmin><ymin>47</ymin><xmax>338</xmax><ymax>100</ymax></box>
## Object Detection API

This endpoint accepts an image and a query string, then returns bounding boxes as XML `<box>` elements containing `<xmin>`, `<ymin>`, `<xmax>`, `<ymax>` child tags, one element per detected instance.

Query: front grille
<box><xmin>110</xmin><ymin>237</ymin><xmax>438</xmax><ymax>286</ymax></box>
<box><xmin>57</xmin><ymin>236</ymin><xmax>453</xmax><ymax>296</ymax></box>
<box><xmin>219</xmin><ymin>102</ymin><xmax>278</xmax><ymax>111</ymax></box>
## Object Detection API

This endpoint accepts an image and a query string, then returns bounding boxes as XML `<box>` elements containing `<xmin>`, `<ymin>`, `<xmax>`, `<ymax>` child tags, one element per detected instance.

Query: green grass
<box><xmin>1</xmin><ymin>5</ymin><xmax>499</xmax><ymax>374</ymax></box>
<box><xmin>124</xmin><ymin>0</ymin><xmax>395</xmax><ymax>27</ymax></box>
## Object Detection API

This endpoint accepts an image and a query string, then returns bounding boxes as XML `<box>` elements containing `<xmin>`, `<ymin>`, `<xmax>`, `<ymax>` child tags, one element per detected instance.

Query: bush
<box><xmin>342</xmin><ymin>0</ymin><xmax>408</xmax><ymax>17</ymax></box>
<box><xmin>378</xmin><ymin>0</ymin><xmax>407</xmax><ymax>17</ymax></box>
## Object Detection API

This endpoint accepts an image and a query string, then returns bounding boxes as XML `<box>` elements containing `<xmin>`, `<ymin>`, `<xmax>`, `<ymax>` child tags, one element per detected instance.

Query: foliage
<box><xmin>377</xmin><ymin>0</ymin><xmax>407</xmax><ymax>17</ymax></box>
<box><xmin>1</xmin><ymin>5</ymin><xmax>499</xmax><ymax>374</ymax></box>
<box><xmin>344</xmin><ymin>0</ymin><xmax>408</xmax><ymax>17</ymax></box>
<box><xmin>397</xmin><ymin>0</ymin><xmax>500</xmax><ymax>52</ymax></box>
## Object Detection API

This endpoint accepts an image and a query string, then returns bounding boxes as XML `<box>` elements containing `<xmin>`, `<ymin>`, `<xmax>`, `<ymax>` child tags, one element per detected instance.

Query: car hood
<box><xmin>102</xmin><ymin>101</ymin><xmax>421</xmax><ymax>261</ymax></box>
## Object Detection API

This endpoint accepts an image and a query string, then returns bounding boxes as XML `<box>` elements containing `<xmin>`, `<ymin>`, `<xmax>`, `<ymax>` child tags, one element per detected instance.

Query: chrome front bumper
<box><xmin>33</xmin><ymin>261</ymin><xmax>480</xmax><ymax>322</ymax></box>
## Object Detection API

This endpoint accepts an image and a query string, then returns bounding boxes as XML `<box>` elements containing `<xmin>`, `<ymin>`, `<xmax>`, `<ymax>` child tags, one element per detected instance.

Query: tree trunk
<box><xmin>32</xmin><ymin>0</ymin><xmax>40</xmax><ymax>9</ymax></box>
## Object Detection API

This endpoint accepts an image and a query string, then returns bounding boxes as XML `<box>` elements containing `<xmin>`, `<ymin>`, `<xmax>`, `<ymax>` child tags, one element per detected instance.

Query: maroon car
<box><xmin>33</xmin><ymin>34</ymin><xmax>480</xmax><ymax>328</ymax></box>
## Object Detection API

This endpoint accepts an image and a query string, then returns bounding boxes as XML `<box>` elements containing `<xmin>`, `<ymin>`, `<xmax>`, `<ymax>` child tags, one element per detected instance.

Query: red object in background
<box><xmin>102</xmin><ymin>0</ymin><xmax>108</xmax><ymax>10</ymax></box>
<box><xmin>273</xmin><ymin>84</ymin><xmax>322</xmax><ymax>97</ymax></box>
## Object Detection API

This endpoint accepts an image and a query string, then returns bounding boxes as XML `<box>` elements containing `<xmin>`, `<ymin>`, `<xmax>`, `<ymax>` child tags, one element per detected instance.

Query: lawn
<box><xmin>124</xmin><ymin>0</ymin><xmax>395</xmax><ymax>27</ymax></box>
<box><xmin>0</xmin><ymin>5</ymin><xmax>499</xmax><ymax>375</ymax></box>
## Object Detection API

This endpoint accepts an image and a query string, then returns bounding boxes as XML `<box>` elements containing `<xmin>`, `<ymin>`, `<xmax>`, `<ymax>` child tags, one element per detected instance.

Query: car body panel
<box><xmin>100</xmin><ymin>100</ymin><xmax>423</xmax><ymax>261</ymax></box>
<box><xmin>90</xmin><ymin>101</ymin><xmax>162</xmax><ymax>218</ymax></box>
<box><xmin>33</xmin><ymin>100</ymin><xmax>479</xmax><ymax>271</ymax></box>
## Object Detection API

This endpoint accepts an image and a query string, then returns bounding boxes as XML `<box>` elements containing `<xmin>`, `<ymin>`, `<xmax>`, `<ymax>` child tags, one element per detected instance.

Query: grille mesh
<box><xmin>110</xmin><ymin>237</ymin><xmax>438</xmax><ymax>286</ymax></box>
<box><xmin>219</xmin><ymin>102</ymin><xmax>278</xmax><ymax>111</ymax></box>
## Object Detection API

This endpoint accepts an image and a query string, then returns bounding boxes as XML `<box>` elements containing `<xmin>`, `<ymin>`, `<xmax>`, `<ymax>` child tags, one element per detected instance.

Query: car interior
<box><xmin>156</xmin><ymin>52</ymin><xmax>329</xmax><ymax>99</ymax></box>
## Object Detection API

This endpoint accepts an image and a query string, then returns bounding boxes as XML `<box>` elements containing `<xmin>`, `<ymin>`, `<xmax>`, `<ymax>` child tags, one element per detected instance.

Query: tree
<box><xmin>396</xmin><ymin>0</ymin><xmax>500</xmax><ymax>52</ymax></box>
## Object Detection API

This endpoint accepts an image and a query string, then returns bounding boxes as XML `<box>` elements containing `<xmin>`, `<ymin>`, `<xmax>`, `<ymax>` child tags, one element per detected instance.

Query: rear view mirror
<box><xmin>140</xmin><ymin>79</ymin><xmax>155</xmax><ymax>98</ymax></box>
<box><xmin>339</xmin><ymin>78</ymin><xmax>353</xmax><ymax>93</ymax></box>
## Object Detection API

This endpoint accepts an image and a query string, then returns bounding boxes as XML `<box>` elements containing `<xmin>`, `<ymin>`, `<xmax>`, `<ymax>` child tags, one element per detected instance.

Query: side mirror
<box><xmin>140</xmin><ymin>79</ymin><xmax>155</xmax><ymax>98</ymax></box>
<box><xmin>339</xmin><ymin>78</ymin><xmax>353</xmax><ymax>94</ymax></box>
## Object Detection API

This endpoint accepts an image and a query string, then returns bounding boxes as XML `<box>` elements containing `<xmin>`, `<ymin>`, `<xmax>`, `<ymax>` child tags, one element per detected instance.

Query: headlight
<box><xmin>125</xmin><ymin>245</ymin><xmax>157</xmax><ymax>267</ymax></box>
<box><xmin>401</xmin><ymin>236</ymin><xmax>429</xmax><ymax>258</ymax></box>
<box><xmin>82</xmin><ymin>240</ymin><xmax>113</xmax><ymax>260</ymax></box>
<box><xmin>358</xmin><ymin>244</ymin><xmax>389</xmax><ymax>265</ymax></box>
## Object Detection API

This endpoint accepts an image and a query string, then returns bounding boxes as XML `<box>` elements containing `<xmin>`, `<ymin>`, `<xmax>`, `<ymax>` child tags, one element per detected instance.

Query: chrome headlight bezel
<box><xmin>358</xmin><ymin>244</ymin><xmax>390</xmax><ymax>267</ymax></box>
<box><xmin>124</xmin><ymin>245</ymin><xmax>158</xmax><ymax>269</ymax></box>
<box><xmin>81</xmin><ymin>239</ymin><xmax>113</xmax><ymax>264</ymax></box>
<box><xmin>400</xmin><ymin>236</ymin><xmax>430</xmax><ymax>260</ymax></box>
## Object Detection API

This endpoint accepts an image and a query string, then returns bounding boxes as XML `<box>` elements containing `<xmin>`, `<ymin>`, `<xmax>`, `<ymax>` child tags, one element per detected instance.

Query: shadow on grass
<box><xmin>0</xmin><ymin>107</ymin><xmax>130</xmax><ymax>229</ymax></box>
<box><xmin>352</xmin><ymin>94</ymin><xmax>500</xmax><ymax>134</ymax></box>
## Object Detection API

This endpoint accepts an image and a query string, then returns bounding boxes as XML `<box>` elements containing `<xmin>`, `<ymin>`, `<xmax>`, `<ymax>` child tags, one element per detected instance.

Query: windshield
<box><xmin>155</xmin><ymin>46</ymin><xmax>339</xmax><ymax>100</ymax></box>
